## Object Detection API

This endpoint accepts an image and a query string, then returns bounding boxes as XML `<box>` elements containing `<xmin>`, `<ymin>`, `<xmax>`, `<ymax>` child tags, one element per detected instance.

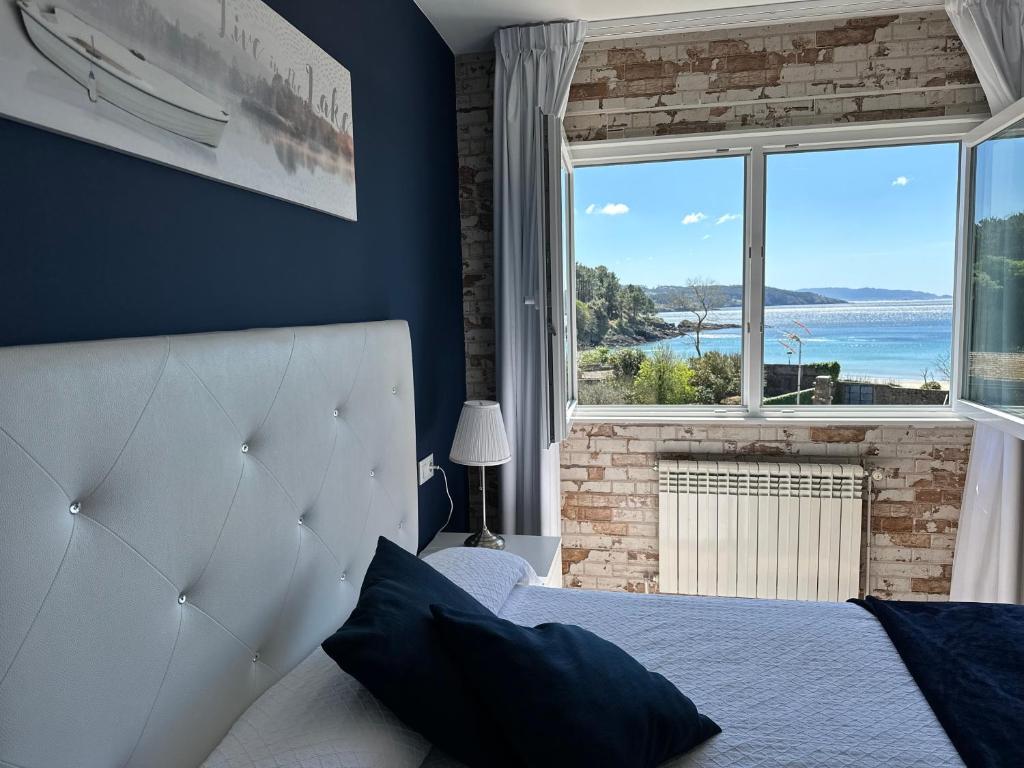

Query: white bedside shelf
<box><xmin>420</xmin><ymin>532</ymin><xmax>562</xmax><ymax>587</ymax></box>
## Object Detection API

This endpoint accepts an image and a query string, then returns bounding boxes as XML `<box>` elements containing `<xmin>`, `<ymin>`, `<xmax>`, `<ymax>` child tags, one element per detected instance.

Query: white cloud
<box><xmin>715</xmin><ymin>213</ymin><xmax>741</xmax><ymax>225</ymax></box>
<box><xmin>586</xmin><ymin>202</ymin><xmax>630</xmax><ymax>215</ymax></box>
<box><xmin>682</xmin><ymin>212</ymin><xmax>707</xmax><ymax>225</ymax></box>
<box><xmin>892</xmin><ymin>176</ymin><xmax>910</xmax><ymax>187</ymax></box>
<box><xmin>702</xmin><ymin>234</ymin><xmax>712</xmax><ymax>240</ymax></box>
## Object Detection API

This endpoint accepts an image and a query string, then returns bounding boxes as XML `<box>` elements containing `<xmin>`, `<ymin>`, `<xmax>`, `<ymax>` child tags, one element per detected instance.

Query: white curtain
<box><xmin>946</xmin><ymin>0</ymin><xmax>1024</xmax><ymax>113</ymax></box>
<box><xmin>493</xmin><ymin>21</ymin><xmax>587</xmax><ymax>536</ymax></box>
<box><xmin>950</xmin><ymin>424</ymin><xmax>1024</xmax><ymax>602</ymax></box>
<box><xmin>945</xmin><ymin>0</ymin><xmax>1024</xmax><ymax>603</ymax></box>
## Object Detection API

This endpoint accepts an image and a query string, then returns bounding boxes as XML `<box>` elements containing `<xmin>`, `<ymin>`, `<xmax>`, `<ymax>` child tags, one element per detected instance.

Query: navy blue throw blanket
<box><xmin>852</xmin><ymin>596</ymin><xmax>1024</xmax><ymax>768</ymax></box>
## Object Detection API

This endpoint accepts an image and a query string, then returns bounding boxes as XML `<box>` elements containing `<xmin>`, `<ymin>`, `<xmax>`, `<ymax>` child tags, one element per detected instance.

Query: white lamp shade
<box><xmin>450</xmin><ymin>400</ymin><xmax>511</xmax><ymax>467</ymax></box>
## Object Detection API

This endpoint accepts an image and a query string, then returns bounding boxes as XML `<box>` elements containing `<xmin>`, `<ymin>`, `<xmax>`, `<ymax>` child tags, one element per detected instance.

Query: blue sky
<box><xmin>574</xmin><ymin>142</ymin><xmax>961</xmax><ymax>295</ymax></box>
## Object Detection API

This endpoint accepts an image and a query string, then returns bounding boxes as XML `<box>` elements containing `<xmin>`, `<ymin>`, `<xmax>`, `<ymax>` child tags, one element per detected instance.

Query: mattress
<box><xmin>425</xmin><ymin>586</ymin><xmax>963</xmax><ymax>767</ymax></box>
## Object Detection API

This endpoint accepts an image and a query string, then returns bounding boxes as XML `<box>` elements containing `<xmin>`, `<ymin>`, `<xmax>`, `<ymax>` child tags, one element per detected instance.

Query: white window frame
<box><xmin>541</xmin><ymin>112</ymin><xmax>578</xmax><ymax>444</ymax></box>
<box><xmin>951</xmin><ymin>97</ymin><xmax>1024</xmax><ymax>441</ymax></box>
<box><xmin>568</xmin><ymin>115</ymin><xmax>985</xmax><ymax>424</ymax></box>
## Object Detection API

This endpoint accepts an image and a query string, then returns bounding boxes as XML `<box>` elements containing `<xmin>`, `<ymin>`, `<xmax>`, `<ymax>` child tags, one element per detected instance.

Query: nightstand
<box><xmin>421</xmin><ymin>532</ymin><xmax>562</xmax><ymax>587</ymax></box>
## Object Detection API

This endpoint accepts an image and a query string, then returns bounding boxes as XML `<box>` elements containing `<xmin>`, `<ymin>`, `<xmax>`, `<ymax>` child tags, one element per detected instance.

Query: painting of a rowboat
<box><xmin>0</xmin><ymin>0</ymin><xmax>357</xmax><ymax>220</ymax></box>
<box><xmin>18</xmin><ymin>1</ymin><xmax>230</xmax><ymax>146</ymax></box>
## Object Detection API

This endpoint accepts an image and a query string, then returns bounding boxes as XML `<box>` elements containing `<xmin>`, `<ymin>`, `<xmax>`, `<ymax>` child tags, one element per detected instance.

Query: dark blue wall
<box><xmin>0</xmin><ymin>0</ymin><xmax>466</xmax><ymax>549</ymax></box>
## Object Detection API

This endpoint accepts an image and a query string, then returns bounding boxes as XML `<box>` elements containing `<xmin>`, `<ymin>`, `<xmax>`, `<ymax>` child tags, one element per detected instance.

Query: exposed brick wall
<box><xmin>455</xmin><ymin>52</ymin><xmax>498</xmax><ymax>526</ymax></box>
<box><xmin>453</xmin><ymin>12</ymin><xmax>984</xmax><ymax>564</ymax></box>
<box><xmin>456</xmin><ymin>52</ymin><xmax>497</xmax><ymax>404</ymax></box>
<box><xmin>561</xmin><ymin>422</ymin><xmax>973</xmax><ymax>600</ymax></box>
<box><xmin>566</xmin><ymin>12</ymin><xmax>988</xmax><ymax>141</ymax></box>
<box><xmin>454</xmin><ymin>12</ymin><xmax>987</xmax><ymax>411</ymax></box>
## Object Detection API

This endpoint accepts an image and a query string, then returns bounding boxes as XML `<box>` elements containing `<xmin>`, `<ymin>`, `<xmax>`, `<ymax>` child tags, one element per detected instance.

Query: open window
<box><xmin>541</xmin><ymin>111</ymin><xmax>576</xmax><ymax>444</ymax></box>
<box><xmin>955</xmin><ymin>98</ymin><xmax>1024</xmax><ymax>439</ymax></box>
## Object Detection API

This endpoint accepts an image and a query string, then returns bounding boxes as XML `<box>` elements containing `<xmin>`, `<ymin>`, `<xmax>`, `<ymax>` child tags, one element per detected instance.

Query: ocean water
<box><xmin>636</xmin><ymin>299</ymin><xmax>953</xmax><ymax>382</ymax></box>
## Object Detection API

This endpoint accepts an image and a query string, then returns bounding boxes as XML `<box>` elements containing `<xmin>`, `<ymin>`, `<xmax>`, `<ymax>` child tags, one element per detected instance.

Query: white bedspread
<box><xmin>426</xmin><ymin>586</ymin><xmax>962</xmax><ymax>767</ymax></box>
<box><xmin>204</xmin><ymin>547</ymin><xmax>961</xmax><ymax>767</ymax></box>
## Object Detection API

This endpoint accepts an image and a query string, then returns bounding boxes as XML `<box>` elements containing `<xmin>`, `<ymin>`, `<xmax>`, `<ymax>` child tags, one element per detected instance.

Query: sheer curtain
<box><xmin>493</xmin><ymin>21</ymin><xmax>586</xmax><ymax>536</ymax></box>
<box><xmin>950</xmin><ymin>424</ymin><xmax>1024</xmax><ymax>602</ymax></box>
<box><xmin>946</xmin><ymin>0</ymin><xmax>1024</xmax><ymax>602</ymax></box>
<box><xmin>946</xmin><ymin>0</ymin><xmax>1024</xmax><ymax>112</ymax></box>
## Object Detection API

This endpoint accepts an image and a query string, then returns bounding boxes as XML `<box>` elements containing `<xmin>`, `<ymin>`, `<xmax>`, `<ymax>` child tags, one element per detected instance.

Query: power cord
<box><xmin>432</xmin><ymin>462</ymin><xmax>454</xmax><ymax>531</ymax></box>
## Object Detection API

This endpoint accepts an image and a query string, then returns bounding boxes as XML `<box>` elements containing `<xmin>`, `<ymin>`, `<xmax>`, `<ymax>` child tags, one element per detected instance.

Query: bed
<box><xmin>0</xmin><ymin>321</ymin><xmax>1006</xmax><ymax>768</ymax></box>
<box><xmin>203</xmin><ymin>549</ymin><xmax>963</xmax><ymax>768</ymax></box>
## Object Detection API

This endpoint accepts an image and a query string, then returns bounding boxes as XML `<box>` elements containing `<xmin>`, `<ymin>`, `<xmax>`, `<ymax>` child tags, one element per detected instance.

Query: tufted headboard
<box><xmin>0</xmin><ymin>321</ymin><xmax>419</xmax><ymax>768</ymax></box>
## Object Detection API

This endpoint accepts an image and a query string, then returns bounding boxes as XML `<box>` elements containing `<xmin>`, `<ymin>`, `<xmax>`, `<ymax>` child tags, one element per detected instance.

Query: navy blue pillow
<box><xmin>430</xmin><ymin>604</ymin><xmax>721</xmax><ymax>768</ymax></box>
<box><xmin>321</xmin><ymin>537</ymin><xmax>508</xmax><ymax>767</ymax></box>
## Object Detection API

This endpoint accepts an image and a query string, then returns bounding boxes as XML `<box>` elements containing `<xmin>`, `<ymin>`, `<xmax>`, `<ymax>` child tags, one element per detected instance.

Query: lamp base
<box><xmin>464</xmin><ymin>527</ymin><xmax>505</xmax><ymax>550</ymax></box>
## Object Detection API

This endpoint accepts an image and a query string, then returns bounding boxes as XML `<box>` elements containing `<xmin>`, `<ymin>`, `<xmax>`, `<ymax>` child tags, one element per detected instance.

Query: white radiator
<box><xmin>658</xmin><ymin>460</ymin><xmax>865</xmax><ymax>602</ymax></box>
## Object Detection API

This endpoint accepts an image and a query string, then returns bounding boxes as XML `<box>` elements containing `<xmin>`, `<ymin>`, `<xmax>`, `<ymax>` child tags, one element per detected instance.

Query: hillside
<box><xmin>801</xmin><ymin>287</ymin><xmax>952</xmax><ymax>302</ymax></box>
<box><xmin>646</xmin><ymin>285</ymin><xmax>841</xmax><ymax>310</ymax></box>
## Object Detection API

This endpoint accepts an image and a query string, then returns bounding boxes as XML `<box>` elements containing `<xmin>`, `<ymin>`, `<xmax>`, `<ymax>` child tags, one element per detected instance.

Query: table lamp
<box><xmin>450</xmin><ymin>400</ymin><xmax>511</xmax><ymax>549</ymax></box>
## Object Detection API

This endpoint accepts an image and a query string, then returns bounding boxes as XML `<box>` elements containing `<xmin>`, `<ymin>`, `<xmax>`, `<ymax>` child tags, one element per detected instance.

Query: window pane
<box><xmin>966</xmin><ymin>119</ymin><xmax>1024</xmax><ymax>417</ymax></box>
<box><xmin>763</xmin><ymin>143</ymin><xmax>959</xmax><ymax>407</ymax></box>
<box><xmin>573</xmin><ymin>156</ymin><xmax>745</xmax><ymax>406</ymax></box>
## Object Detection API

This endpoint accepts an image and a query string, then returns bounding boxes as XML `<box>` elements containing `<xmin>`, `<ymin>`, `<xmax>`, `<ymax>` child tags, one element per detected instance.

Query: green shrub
<box><xmin>608</xmin><ymin>348</ymin><xmax>646</xmax><ymax>380</ymax></box>
<box><xmin>689</xmin><ymin>351</ymin><xmax>741</xmax><ymax>404</ymax></box>
<box><xmin>578</xmin><ymin>346</ymin><xmax>610</xmax><ymax>370</ymax></box>
<box><xmin>633</xmin><ymin>346</ymin><xmax>695</xmax><ymax>404</ymax></box>
<box><xmin>578</xmin><ymin>377</ymin><xmax>635</xmax><ymax>405</ymax></box>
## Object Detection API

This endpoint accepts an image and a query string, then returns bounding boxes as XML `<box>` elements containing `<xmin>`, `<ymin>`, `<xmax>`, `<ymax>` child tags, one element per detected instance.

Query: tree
<box><xmin>672</xmin><ymin>277</ymin><xmax>725</xmax><ymax>357</ymax></box>
<box><xmin>593</xmin><ymin>265</ymin><xmax>622</xmax><ymax>318</ymax></box>
<box><xmin>576</xmin><ymin>264</ymin><xmax>598</xmax><ymax>303</ymax></box>
<box><xmin>934</xmin><ymin>352</ymin><xmax>952</xmax><ymax>382</ymax></box>
<box><xmin>619</xmin><ymin>284</ymin><xmax>656</xmax><ymax>324</ymax></box>
<box><xmin>589</xmin><ymin>297</ymin><xmax>612</xmax><ymax>342</ymax></box>
<box><xmin>575</xmin><ymin>300</ymin><xmax>601</xmax><ymax>348</ymax></box>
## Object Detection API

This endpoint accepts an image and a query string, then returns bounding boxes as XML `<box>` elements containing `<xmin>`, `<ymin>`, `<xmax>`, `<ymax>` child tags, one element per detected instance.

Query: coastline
<box><xmin>581</xmin><ymin>299</ymin><xmax>954</xmax><ymax>384</ymax></box>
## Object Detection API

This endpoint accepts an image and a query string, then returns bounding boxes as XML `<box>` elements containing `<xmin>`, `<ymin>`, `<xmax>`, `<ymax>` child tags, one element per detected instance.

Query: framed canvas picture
<box><xmin>0</xmin><ymin>0</ymin><xmax>357</xmax><ymax>220</ymax></box>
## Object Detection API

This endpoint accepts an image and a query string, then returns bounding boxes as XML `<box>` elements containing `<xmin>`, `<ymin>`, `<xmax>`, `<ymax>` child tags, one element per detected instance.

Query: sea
<box><xmin>634</xmin><ymin>299</ymin><xmax>953</xmax><ymax>383</ymax></box>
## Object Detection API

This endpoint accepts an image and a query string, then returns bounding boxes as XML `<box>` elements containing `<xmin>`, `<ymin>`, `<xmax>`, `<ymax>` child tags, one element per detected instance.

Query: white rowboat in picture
<box><xmin>17</xmin><ymin>0</ymin><xmax>229</xmax><ymax>147</ymax></box>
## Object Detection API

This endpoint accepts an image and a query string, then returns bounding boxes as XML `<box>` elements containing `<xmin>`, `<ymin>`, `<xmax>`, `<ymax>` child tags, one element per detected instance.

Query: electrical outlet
<box><xmin>418</xmin><ymin>454</ymin><xmax>435</xmax><ymax>485</ymax></box>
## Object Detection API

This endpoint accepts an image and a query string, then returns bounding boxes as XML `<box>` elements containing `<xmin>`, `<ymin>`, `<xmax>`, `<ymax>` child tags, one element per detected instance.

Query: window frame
<box><xmin>541</xmin><ymin>112</ymin><xmax>578</xmax><ymax>444</ymax></box>
<box><xmin>567</xmin><ymin>115</ymin><xmax>985</xmax><ymax>423</ymax></box>
<box><xmin>951</xmin><ymin>97</ymin><xmax>1024</xmax><ymax>441</ymax></box>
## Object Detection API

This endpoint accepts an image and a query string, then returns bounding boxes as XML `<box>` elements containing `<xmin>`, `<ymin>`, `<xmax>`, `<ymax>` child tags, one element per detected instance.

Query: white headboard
<box><xmin>0</xmin><ymin>321</ymin><xmax>419</xmax><ymax>768</ymax></box>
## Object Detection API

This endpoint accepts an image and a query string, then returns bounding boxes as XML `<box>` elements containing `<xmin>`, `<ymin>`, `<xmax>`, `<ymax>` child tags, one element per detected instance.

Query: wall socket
<box><xmin>418</xmin><ymin>454</ymin><xmax>435</xmax><ymax>485</ymax></box>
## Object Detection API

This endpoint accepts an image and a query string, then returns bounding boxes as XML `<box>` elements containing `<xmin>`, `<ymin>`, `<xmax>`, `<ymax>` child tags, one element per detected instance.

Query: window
<box><xmin>573</xmin><ymin>156</ymin><xmax>746</xmax><ymax>407</ymax></box>
<box><xmin>763</xmin><ymin>143</ymin><xmax>960</xmax><ymax>408</ymax></box>
<box><xmin>542</xmin><ymin>102</ymin><xmax>1024</xmax><ymax>433</ymax></box>
<box><xmin>957</xmin><ymin>101</ymin><xmax>1024</xmax><ymax>438</ymax></box>
<box><xmin>565</xmin><ymin>132</ymin><xmax>963</xmax><ymax>414</ymax></box>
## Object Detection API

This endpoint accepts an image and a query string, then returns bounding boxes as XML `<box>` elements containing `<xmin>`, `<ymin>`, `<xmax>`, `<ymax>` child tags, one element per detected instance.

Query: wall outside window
<box><xmin>455</xmin><ymin>10</ymin><xmax>986</xmax><ymax>595</ymax></box>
